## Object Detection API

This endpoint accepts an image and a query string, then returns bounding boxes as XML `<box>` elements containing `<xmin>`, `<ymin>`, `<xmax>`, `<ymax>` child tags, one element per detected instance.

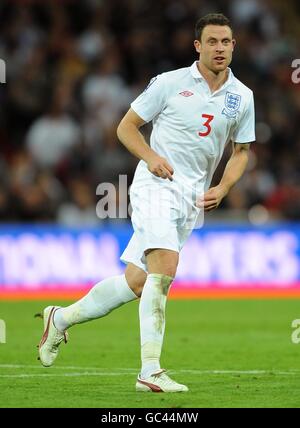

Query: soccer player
<box><xmin>38</xmin><ymin>13</ymin><xmax>255</xmax><ymax>393</ymax></box>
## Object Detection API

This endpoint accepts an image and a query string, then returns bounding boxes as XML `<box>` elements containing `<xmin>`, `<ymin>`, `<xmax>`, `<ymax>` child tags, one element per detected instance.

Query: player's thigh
<box><xmin>125</xmin><ymin>263</ymin><xmax>147</xmax><ymax>297</ymax></box>
<box><xmin>145</xmin><ymin>248</ymin><xmax>179</xmax><ymax>277</ymax></box>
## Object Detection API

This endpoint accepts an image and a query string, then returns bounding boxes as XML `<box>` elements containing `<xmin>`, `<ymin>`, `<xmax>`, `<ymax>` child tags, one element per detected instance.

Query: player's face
<box><xmin>194</xmin><ymin>25</ymin><xmax>235</xmax><ymax>73</ymax></box>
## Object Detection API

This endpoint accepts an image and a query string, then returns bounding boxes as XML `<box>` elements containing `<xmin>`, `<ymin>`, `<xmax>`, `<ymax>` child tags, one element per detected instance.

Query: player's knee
<box><xmin>131</xmin><ymin>278</ymin><xmax>145</xmax><ymax>297</ymax></box>
<box><xmin>127</xmin><ymin>277</ymin><xmax>145</xmax><ymax>298</ymax></box>
<box><xmin>148</xmin><ymin>264</ymin><xmax>177</xmax><ymax>278</ymax></box>
<box><xmin>125</xmin><ymin>264</ymin><xmax>147</xmax><ymax>297</ymax></box>
<box><xmin>146</xmin><ymin>249</ymin><xmax>179</xmax><ymax>278</ymax></box>
<box><xmin>158</xmin><ymin>264</ymin><xmax>177</xmax><ymax>278</ymax></box>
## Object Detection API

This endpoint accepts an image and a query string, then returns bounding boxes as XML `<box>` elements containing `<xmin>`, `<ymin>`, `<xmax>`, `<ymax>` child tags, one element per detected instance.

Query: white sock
<box><xmin>53</xmin><ymin>274</ymin><xmax>138</xmax><ymax>331</ymax></box>
<box><xmin>139</xmin><ymin>273</ymin><xmax>173</xmax><ymax>379</ymax></box>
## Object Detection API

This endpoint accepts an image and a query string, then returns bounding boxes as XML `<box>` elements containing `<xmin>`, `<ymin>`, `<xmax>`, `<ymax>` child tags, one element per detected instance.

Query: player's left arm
<box><xmin>200</xmin><ymin>142</ymin><xmax>251</xmax><ymax>211</ymax></box>
<box><xmin>200</xmin><ymin>90</ymin><xmax>255</xmax><ymax>212</ymax></box>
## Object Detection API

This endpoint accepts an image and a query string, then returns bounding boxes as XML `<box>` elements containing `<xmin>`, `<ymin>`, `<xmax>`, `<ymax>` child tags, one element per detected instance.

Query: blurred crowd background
<box><xmin>0</xmin><ymin>0</ymin><xmax>299</xmax><ymax>225</ymax></box>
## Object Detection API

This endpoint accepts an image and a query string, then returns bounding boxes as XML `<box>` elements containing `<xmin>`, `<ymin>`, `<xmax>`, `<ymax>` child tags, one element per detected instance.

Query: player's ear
<box><xmin>232</xmin><ymin>39</ymin><xmax>236</xmax><ymax>51</ymax></box>
<box><xmin>194</xmin><ymin>39</ymin><xmax>201</xmax><ymax>53</ymax></box>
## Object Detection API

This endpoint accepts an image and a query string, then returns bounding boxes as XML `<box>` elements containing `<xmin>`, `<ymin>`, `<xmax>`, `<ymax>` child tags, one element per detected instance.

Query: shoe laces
<box><xmin>152</xmin><ymin>370</ymin><xmax>175</xmax><ymax>386</ymax></box>
<box><xmin>50</xmin><ymin>330</ymin><xmax>68</xmax><ymax>353</ymax></box>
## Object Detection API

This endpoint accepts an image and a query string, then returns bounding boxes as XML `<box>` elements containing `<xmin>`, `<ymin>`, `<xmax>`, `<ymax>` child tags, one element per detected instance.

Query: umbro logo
<box><xmin>179</xmin><ymin>90</ymin><xmax>194</xmax><ymax>97</ymax></box>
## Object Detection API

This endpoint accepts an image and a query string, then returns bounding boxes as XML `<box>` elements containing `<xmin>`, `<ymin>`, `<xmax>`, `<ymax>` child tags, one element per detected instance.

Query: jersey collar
<box><xmin>190</xmin><ymin>61</ymin><xmax>233</xmax><ymax>87</ymax></box>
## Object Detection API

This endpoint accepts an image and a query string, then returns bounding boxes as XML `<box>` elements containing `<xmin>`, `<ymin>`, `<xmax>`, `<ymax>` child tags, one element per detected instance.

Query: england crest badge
<box><xmin>222</xmin><ymin>91</ymin><xmax>241</xmax><ymax>118</ymax></box>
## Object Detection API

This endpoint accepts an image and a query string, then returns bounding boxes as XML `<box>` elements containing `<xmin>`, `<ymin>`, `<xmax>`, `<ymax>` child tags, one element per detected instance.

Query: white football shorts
<box><xmin>120</xmin><ymin>183</ymin><xmax>203</xmax><ymax>272</ymax></box>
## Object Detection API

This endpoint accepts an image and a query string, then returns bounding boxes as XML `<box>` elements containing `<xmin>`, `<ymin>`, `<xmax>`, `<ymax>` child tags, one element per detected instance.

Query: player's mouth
<box><xmin>214</xmin><ymin>56</ymin><xmax>226</xmax><ymax>62</ymax></box>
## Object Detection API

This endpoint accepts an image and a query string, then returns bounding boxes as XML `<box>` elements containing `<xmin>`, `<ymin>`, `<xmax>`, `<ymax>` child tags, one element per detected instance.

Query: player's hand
<box><xmin>196</xmin><ymin>184</ymin><xmax>229</xmax><ymax>211</ymax></box>
<box><xmin>147</xmin><ymin>154</ymin><xmax>174</xmax><ymax>181</ymax></box>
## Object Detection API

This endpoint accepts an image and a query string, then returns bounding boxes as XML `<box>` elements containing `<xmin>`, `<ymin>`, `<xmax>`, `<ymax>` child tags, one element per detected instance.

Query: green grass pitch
<box><xmin>1</xmin><ymin>298</ymin><xmax>300</xmax><ymax>408</ymax></box>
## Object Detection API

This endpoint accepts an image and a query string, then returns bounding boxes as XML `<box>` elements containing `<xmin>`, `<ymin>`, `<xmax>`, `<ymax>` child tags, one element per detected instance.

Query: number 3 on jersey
<box><xmin>198</xmin><ymin>114</ymin><xmax>214</xmax><ymax>137</ymax></box>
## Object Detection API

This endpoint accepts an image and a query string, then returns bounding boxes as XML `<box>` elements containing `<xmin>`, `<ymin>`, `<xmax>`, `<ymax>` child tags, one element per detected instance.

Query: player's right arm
<box><xmin>117</xmin><ymin>108</ymin><xmax>174</xmax><ymax>181</ymax></box>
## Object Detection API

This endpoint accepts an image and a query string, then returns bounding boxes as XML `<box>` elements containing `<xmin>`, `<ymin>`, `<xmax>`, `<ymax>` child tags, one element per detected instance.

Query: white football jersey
<box><xmin>130</xmin><ymin>61</ymin><xmax>255</xmax><ymax>194</ymax></box>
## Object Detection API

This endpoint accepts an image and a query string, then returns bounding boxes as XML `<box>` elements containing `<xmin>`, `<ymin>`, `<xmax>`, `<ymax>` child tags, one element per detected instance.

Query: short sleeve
<box><xmin>130</xmin><ymin>74</ymin><xmax>167</xmax><ymax>123</ymax></box>
<box><xmin>233</xmin><ymin>92</ymin><xmax>256</xmax><ymax>143</ymax></box>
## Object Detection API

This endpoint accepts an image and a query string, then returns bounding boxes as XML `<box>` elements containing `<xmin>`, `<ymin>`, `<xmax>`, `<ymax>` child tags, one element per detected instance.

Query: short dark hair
<box><xmin>195</xmin><ymin>13</ymin><xmax>232</xmax><ymax>41</ymax></box>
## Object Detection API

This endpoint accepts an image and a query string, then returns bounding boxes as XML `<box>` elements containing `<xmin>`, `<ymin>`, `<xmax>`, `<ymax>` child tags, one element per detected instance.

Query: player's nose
<box><xmin>215</xmin><ymin>42</ymin><xmax>224</xmax><ymax>52</ymax></box>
